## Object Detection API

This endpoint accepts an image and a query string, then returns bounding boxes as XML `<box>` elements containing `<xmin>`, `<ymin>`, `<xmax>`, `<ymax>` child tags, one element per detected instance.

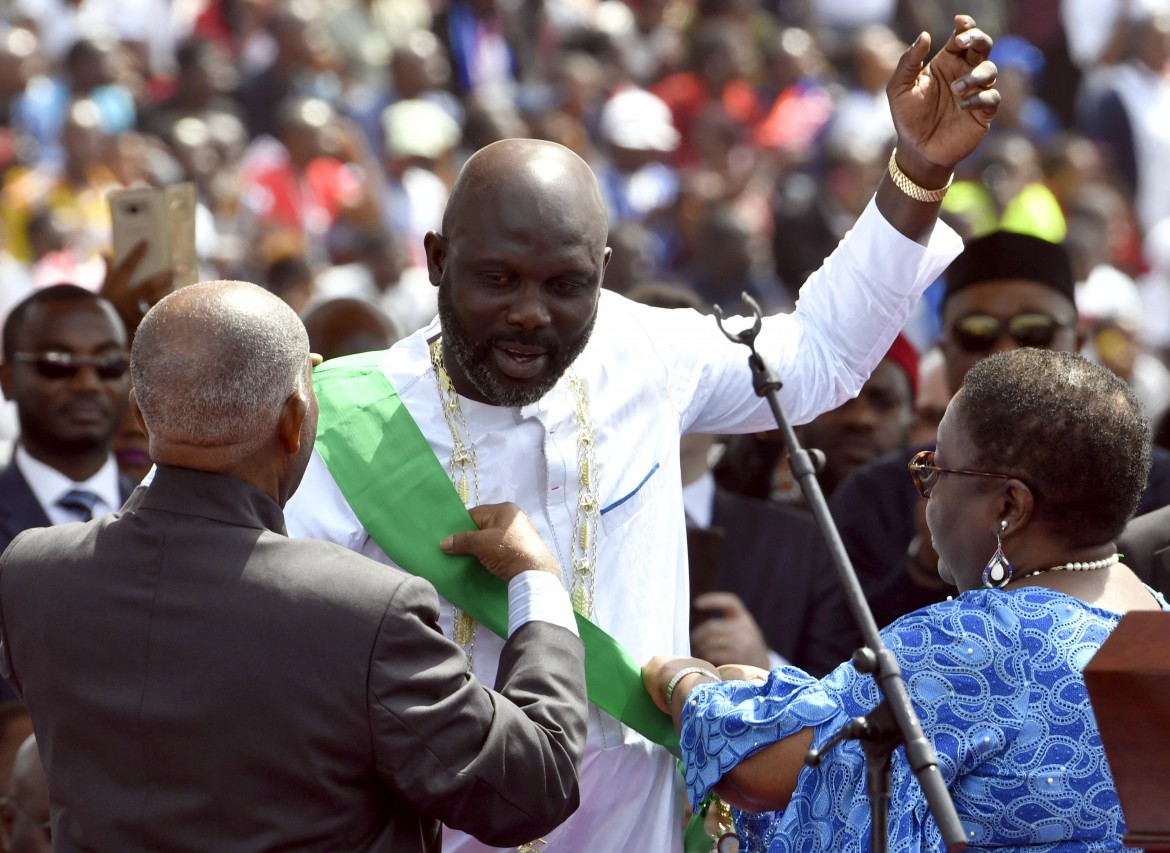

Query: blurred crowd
<box><xmin>1</xmin><ymin>0</ymin><xmax>1170</xmax><ymax>842</ymax></box>
<box><xmin>1</xmin><ymin>0</ymin><xmax>1169</xmax><ymax>648</ymax></box>
<box><xmin>0</xmin><ymin>0</ymin><xmax>1165</xmax><ymax>390</ymax></box>
<box><xmin>0</xmin><ymin>0</ymin><xmax>1166</xmax><ymax>634</ymax></box>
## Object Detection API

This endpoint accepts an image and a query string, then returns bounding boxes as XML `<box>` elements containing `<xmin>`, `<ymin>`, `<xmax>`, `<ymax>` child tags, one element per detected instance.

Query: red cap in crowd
<box><xmin>884</xmin><ymin>333</ymin><xmax>919</xmax><ymax>400</ymax></box>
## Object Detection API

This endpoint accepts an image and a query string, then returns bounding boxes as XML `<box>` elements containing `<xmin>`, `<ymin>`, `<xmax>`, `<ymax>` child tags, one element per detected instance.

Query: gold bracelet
<box><xmin>888</xmin><ymin>148</ymin><xmax>953</xmax><ymax>203</ymax></box>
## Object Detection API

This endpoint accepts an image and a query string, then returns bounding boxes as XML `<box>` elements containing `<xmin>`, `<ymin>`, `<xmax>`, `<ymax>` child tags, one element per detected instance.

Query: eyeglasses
<box><xmin>10</xmin><ymin>351</ymin><xmax>129</xmax><ymax>381</ymax></box>
<box><xmin>907</xmin><ymin>450</ymin><xmax>1011</xmax><ymax>498</ymax></box>
<box><xmin>948</xmin><ymin>312</ymin><xmax>1070</xmax><ymax>353</ymax></box>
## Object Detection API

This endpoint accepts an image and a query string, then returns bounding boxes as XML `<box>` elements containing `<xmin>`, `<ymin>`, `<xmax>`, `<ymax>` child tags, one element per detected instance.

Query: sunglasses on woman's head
<box><xmin>10</xmin><ymin>351</ymin><xmax>130</xmax><ymax>381</ymax></box>
<box><xmin>948</xmin><ymin>312</ymin><xmax>1069</xmax><ymax>353</ymax></box>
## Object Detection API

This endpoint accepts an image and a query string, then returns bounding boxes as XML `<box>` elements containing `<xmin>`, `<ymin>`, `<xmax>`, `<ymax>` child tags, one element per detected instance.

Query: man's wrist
<box><xmin>664</xmin><ymin>666</ymin><xmax>720</xmax><ymax>709</ymax></box>
<box><xmin>891</xmin><ymin>144</ymin><xmax>954</xmax><ymax>190</ymax></box>
<box><xmin>507</xmin><ymin>570</ymin><xmax>578</xmax><ymax>637</ymax></box>
<box><xmin>888</xmin><ymin>149</ymin><xmax>953</xmax><ymax>203</ymax></box>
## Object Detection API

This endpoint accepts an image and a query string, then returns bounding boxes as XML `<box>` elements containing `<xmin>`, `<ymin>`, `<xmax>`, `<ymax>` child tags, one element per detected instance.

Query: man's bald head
<box><xmin>132</xmin><ymin>282</ymin><xmax>310</xmax><ymax>462</ymax></box>
<box><xmin>426</xmin><ymin>138</ymin><xmax>612</xmax><ymax>407</ymax></box>
<box><xmin>442</xmin><ymin>139</ymin><xmax>609</xmax><ymax>247</ymax></box>
<box><xmin>0</xmin><ymin>705</ymin><xmax>31</xmax><ymax>797</ymax></box>
<box><xmin>301</xmin><ymin>297</ymin><xmax>400</xmax><ymax>362</ymax></box>
<box><xmin>3</xmin><ymin>735</ymin><xmax>48</xmax><ymax>853</ymax></box>
<box><xmin>7</xmin><ymin>736</ymin><xmax>44</xmax><ymax>802</ymax></box>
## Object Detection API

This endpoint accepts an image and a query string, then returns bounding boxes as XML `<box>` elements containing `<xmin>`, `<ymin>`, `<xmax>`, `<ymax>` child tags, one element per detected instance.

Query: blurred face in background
<box><xmin>1</xmin><ymin>298</ymin><xmax>130</xmax><ymax>461</ymax></box>
<box><xmin>798</xmin><ymin>358</ymin><xmax>912</xmax><ymax>494</ymax></box>
<box><xmin>941</xmin><ymin>281</ymin><xmax>1078</xmax><ymax>395</ymax></box>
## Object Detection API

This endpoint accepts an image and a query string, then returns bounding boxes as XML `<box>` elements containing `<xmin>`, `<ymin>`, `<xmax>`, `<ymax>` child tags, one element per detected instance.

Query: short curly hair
<box><xmin>956</xmin><ymin>349</ymin><xmax>1150</xmax><ymax>545</ymax></box>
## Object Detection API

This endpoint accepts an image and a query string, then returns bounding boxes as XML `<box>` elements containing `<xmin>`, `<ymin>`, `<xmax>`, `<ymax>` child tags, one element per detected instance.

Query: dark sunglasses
<box><xmin>907</xmin><ymin>450</ymin><xmax>1011</xmax><ymax>498</ymax></box>
<box><xmin>11</xmin><ymin>351</ymin><xmax>130</xmax><ymax>381</ymax></box>
<box><xmin>949</xmin><ymin>312</ymin><xmax>1069</xmax><ymax>353</ymax></box>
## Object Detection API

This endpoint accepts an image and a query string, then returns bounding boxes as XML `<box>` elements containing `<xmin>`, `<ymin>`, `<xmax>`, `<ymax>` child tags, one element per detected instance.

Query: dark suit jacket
<box><xmin>706</xmin><ymin>487</ymin><xmax>861</xmax><ymax>678</ymax></box>
<box><xmin>0</xmin><ymin>460</ymin><xmax>137</xmax><ymax>554</ymax></box>
<box><xmin>0</xmin><ymin>460</ymin><xmax>136</xmax><ymax>703</ymax></box>
<box><xmin>0</xmin><ymin>465</ymin><xmax>587</xmax><ymax>853</ymax></box>
<box><xmin>1117</xmin><ymin>504</ymin><xmax>1170</xmax><ymax>596</ymax></box>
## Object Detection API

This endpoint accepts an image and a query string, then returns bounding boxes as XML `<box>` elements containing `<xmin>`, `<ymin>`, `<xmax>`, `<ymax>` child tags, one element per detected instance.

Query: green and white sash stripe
<box><xmin>312</xmin><ymin>351</ymin><xmax>679</xmax><ymax>756</ymax></box>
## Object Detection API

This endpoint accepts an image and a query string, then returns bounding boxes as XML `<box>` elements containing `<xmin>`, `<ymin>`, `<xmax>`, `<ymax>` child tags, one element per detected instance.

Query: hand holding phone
<box><xmin>690</xmin><ymin>592</ymin><xmax>772</xmax><ymax>670</ymax></box>
<box><xmin>107</xmin><ymin>183</ymin><xmax>198</xmax><ymax>289</ymax></box>
<box><xmin>100</xmin><ymin>243</ymin><xmax>176</xmax><ymax>333</ymax></box>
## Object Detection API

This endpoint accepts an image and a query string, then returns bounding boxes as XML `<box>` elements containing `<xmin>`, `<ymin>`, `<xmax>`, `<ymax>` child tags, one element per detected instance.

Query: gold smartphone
<box><xmin>108</xmin><ymin>183</ymin><xmax>198</xmax><ymax>288</ymax></box>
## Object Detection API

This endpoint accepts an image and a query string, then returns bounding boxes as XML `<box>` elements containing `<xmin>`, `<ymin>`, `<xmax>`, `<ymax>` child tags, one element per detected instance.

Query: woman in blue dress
<box><xmin>645</xmin><ymin>348</ymin><xmax>1168</xmax><ymax>851</ymax></box>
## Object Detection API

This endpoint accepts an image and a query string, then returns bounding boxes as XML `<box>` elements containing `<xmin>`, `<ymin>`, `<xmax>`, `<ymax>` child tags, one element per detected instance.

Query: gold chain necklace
<box><xmin>429</xmin><ymin>339</ymin><xmax>601</xmax><ymax>647</ymax></box>
<box><xmin>430</xmin><ymin>338</ymin><xmax>597</xmax><ymax>853</ymax></box>
<box><xmin>566</xmin><ymin>373</ymin><xmax>599</xmax><ymax>616</ymax></box>
<box><xmin>431</xmin><ymin>339</ymin><xmax>481</xmax><ymax>654</ymax></box>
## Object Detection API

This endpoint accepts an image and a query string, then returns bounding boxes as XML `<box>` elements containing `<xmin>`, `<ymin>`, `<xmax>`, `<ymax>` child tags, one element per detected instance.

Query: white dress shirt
<box><xmin>1108</xmin><ymin>61</ymin><xmax>1170</xmax><ymax>235</ymax></box>
<box><xmin>681</xmin><ymin>471</ymin><xmax>715</xmax><ymax>529</ymax></box>
<box><xmin>15</xmin><ymin>446</ymin><xmax>122</xmax><ymax>525</ymax></box>
<box><xmin>285</xmin><ymin>197</ymin><xmax>961</xmax><ymax>852</ymax></box>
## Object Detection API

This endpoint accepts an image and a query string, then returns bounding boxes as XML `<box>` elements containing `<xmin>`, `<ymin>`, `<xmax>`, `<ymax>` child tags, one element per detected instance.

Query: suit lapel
<box><xmin>0</xmin><ymin>463</ymin><xmax>52</xmax><ymax>543</ymax></box>
<box><xmin>117</xmin><ymin>473</ymin><xmax>139</xmax><ymax>506</ymax></box>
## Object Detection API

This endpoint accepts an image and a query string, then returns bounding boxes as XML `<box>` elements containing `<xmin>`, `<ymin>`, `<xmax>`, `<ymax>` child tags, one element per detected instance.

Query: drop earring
<box><xmin>981</xmin><ymin>519</ymin><xmax>1013</xmax><ymax>588</ymax></box>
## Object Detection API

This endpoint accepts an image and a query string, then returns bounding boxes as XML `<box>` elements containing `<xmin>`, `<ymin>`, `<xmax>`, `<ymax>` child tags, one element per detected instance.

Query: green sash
<box><xmin>312</xmin><ymin>351</ymin><xmax>679</xmax><ymax>756</ymax></box>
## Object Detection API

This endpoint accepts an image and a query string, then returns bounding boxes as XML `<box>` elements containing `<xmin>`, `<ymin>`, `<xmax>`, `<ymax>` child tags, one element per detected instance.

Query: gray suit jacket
<box><xmin>1117</xmin><ymin>503</ymin><xmax>1170</xmax><ymax>597</ymax></box>
<box><xmin>0</xmin><ymin>465</ymin><xmax>587</xmax><ymax>852</ymax></box>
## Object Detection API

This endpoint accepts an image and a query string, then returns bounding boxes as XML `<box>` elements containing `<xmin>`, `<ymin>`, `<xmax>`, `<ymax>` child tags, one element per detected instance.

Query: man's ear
<box><xmin>128</xmin><ymin>388</ymin><xmax>148</xmax><ymax>436</ymax></box>
<box><xmin>0</xmin><ymin>361</ymin><xmax>11</xmax><ymax>402</ymax></box>
<box><xmin>277</xmin><ymin>390</ymin><xmax>309</xmax><ymax>455</ymax></box>
<box><xmin>423</xmin><ymin>231</ymin><xmax>447</xmax><ymax>288</ymax></box>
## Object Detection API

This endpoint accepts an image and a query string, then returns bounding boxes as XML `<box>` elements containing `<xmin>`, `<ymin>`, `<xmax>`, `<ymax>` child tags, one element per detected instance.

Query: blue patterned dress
<box><xmin>680</xmin><ymin>587</ymin><xmax>1168</xmax><ymax>852</ymax></box>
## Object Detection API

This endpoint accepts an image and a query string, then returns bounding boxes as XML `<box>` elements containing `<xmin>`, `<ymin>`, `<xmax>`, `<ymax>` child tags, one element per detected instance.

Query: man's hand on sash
<box><xmin>441</xmin><ymin>503</ymin><xmax>562</xmax><ymax>583</ymax></box>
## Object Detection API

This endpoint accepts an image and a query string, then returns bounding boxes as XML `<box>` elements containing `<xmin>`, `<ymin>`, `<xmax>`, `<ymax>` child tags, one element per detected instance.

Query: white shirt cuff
<box><xmin>507</xmin><ymin>571</ymin><xmax>580</xmax><ymax>638</ymax></box>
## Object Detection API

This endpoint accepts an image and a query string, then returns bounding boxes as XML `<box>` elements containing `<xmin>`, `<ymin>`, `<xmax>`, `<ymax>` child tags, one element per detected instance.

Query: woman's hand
<box><xmin>100</xmin><ymin>241</ymin><xmax>175</xmax><ymax>336</ymax></box>
<box><xmin>642</xmin><ymin>655</ymin><xmax>720</xmax><ymax>716</ymax></box>
<box><xmin>717</xmin><ymin>663</ymin><xmax>769</xmax><ymax>683</ymax></box>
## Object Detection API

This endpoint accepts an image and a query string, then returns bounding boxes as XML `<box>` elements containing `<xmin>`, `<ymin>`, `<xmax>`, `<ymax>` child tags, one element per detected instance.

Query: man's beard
<box><xmin>437</xmin><ymin>283</ymin><xmax>596</xmax><ymax>408</ymax></box>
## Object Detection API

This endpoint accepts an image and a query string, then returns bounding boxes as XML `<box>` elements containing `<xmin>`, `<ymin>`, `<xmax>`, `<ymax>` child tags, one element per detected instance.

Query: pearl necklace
<box><xmin>1018</xmin><ymin>553</ymin><xmax>1121</xmax><ymax>580</ymax></box>
<box><xmin>430</xmin><ymin>339</ymin><xmax>601</xmax><ymax>653</ymax></box>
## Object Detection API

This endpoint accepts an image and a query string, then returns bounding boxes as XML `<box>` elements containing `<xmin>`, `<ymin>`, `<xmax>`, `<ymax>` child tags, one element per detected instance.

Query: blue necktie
<box><xmin>57</xmin><ymin>489</ymin><xmax>100</xmax><ymax>522</ymax></box>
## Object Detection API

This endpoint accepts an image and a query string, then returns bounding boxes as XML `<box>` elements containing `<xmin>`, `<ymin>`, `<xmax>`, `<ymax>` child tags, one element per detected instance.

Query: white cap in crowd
<box><xmin>599</xmin><ymin>88</ymin><xmax>680</xmax><ymax>153</ymax></box>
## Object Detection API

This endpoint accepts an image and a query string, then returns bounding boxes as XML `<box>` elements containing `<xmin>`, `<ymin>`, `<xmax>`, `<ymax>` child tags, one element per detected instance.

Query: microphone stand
<box><xmin>712</xmin><ymin>295</ymin><xmax>968</xmax><ymax>853</ymax></box>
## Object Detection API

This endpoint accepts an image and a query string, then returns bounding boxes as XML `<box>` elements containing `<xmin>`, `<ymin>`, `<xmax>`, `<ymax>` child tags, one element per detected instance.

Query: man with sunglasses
<box><xmin>0</xmin><ymin>285</ymin><xmax>136</xmax><ymax>558</ymax></box>
<box><xmin>831</xmin><ymin>229</ymin><xmax>1170</xmax><ymax>628</ymax></box>
<box><xmin>936</xmin><ymin>230</ymin><xmax>1079</xmax><ymax>397</ymax></box>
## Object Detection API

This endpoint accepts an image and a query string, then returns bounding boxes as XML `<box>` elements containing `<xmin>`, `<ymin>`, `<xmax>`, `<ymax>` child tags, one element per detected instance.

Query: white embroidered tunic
<box><xmin>285</xmin><ymin>197</ymin><xmax>962</xmax><ymax>852</ymax></box>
